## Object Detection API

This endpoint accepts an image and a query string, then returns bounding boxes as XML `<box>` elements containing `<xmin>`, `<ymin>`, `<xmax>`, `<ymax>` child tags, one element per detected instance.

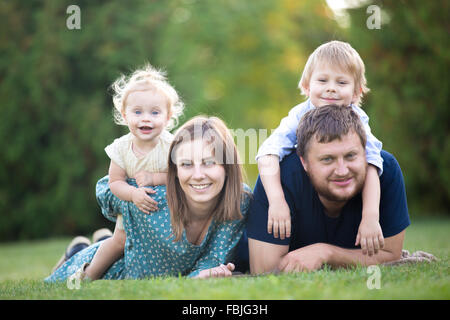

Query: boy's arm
<box><xmin>351</xmin><ymin>105</ymin><xmax>383</xmax><ymax>174</ymax></box>
<box><xmin>258</xmin><ymin>155</ymin><xmax>291</xmax><ymax>239</ymax></box>
<box><xmin>256</xmin><ymin>102</ymin><xmax>312</xmax><ymax>161</ymax></box>
<box><xmin>356</xmin><ymin>164</ymin><xmax>384</xmax><ymax>256</ymax></box>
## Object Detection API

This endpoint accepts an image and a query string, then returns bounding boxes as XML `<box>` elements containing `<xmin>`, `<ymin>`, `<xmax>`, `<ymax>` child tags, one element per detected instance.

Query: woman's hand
<box><xmin>131</xmin><ymin>187</ymin><xmax>158</xmax><ymax>214</ymax></box>
<box><xmin>194</xmin><ymin>263</ymin><xmax>235</xmax><ymax>279</ymax></box>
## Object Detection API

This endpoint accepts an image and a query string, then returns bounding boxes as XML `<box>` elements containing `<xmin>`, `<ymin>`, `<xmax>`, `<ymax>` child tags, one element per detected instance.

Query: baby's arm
<box><xmin>108</xmin><ymin>160</ymin><xmax>158</xmax><ymax>213</ymax></box>
<box><xmin>135</xmin><ymin>171</ymin><xmax>167</xmax><ymax>188</ymax></box>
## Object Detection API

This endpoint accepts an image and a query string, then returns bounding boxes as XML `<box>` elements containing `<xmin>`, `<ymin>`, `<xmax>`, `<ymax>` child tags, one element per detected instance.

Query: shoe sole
<box><xmin>51</xmin><ymin>236</ymin><xmax>91</xmax><ymax>273</ymax></box>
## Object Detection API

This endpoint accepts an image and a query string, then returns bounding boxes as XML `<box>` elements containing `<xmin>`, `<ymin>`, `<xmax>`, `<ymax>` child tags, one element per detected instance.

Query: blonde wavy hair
<box><xmin>110</xmin><ymin>64</ymin><xmax>184</xmax><ymax>130</ymax></box>
<box><xmin>298</xmin><ymin>40</ymin><xmax>370</xmax><ymax>107</ymax></box>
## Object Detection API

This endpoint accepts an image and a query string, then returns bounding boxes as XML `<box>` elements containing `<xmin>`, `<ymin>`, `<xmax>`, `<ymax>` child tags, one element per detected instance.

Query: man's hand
<box><xmin>131</xmin><ymin>187</ymin><xmax>158</xmax><ymax>214</ymax></box>
<box><xmin>277</xmin><ymin>243</ymin><xmax>329</xmax><ymax>273</ymax></box>
<box><xmin>267</xmin><ymin>199</ymin><xmax>291</xmax><ymax>240</ymax></box>
<box><xmin>194</xmin><ymin>263</ymin><xmax>235</xmax><ymax>279</ymax></box>
<box><xmin>355</xmin><ymin>216</ymin><xmax>385</xmax><ymax>256</ymax></box>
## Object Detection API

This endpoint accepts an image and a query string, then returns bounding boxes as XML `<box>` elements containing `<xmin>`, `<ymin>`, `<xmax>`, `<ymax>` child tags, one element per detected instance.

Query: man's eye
<box><xmin>345</xmin><ymin>153</ymin><xmax>356</xmax><ymax>160</ymax></box>
<box><xmin>321</xmin><ymin>157</ymin><xmax>333</xmax><ymax>163</ymax></box>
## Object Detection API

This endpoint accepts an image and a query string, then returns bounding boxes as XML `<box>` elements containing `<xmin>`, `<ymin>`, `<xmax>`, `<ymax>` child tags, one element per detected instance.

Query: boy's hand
<box><xmin>135</xmin><ymin>171</ymin><xmax>153</xmax><ymax>188</ymax></box>
<box><xmin>355</xmin><ymin>216</ymin><xmax>385</xmax><ymax>256</ymax></box>
<box><xmin>267</xmin><ymin>199</ymin><xmax>291</xmax><ymax>240</ymax></box>
<box><xmin>131</xmin><ymin>187</ymin><xmax>158</xmax><ymax>214</ymax></box>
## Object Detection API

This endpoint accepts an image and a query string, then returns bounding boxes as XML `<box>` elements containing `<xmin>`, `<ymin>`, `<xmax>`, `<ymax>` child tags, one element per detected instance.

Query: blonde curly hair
<box><xmin>111</xmin><ymin>64</ymin><xmax>184</xmax><ymax>130</ymax></box>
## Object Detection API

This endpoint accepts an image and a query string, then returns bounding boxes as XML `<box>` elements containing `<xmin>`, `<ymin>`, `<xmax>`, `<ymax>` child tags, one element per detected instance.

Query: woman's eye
<box><xmin>204</xmin><ymin>160</ymin><xmax>216</xmax><ymax>166</ymax></box>
<box><xmin>180</xmin><ymin>162</ymin><xmax>192</xmax><ymax>167</ymax></box>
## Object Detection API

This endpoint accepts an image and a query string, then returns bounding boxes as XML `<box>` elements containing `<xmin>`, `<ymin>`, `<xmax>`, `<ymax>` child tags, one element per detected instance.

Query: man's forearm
<box><xmin>325</xmin><ymin>244</ymin><xmax>402</xmax><ymax>268</ymax></box>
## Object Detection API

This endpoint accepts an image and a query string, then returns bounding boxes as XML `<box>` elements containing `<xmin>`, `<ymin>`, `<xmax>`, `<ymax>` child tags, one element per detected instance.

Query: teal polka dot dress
<box><xmin>45</xmin><ymin>176</ymin><xmax>250</xmax><ymax>281</ymax></box>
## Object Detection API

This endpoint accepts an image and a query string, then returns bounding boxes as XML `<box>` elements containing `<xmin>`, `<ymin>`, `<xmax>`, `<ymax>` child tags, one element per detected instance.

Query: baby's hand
<box><xmin>135</xmin><ymin>171</ymin><xmax>153</xmax><ymax>188</ymax></box>
<box><xmin>131</xmin><ymin>187</ymin><xmax>158</xmax><ymax>214</ymax></box>
<box><xmin>355</xmin><ymin>217</ymin><xmax>385</xmax><ymax>256</ymax></box>
<box><xmin>267</xmin><ymin>199</ymin><xmax>291</xmax><ymax>240</ymax></box>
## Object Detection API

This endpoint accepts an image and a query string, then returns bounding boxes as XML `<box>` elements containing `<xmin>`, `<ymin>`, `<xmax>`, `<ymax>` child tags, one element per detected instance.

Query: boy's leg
<box><xmin>84</xmin><ymin>216</ymin><xmax>126</xmax><ymax>280</ymax></box>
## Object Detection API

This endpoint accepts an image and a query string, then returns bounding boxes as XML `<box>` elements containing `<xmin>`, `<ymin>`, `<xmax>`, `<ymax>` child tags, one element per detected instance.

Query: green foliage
<box><xmin>344</xmin><ymin>0</ymin><xmax>449</xmax><ymax>215</ymax></box>
<box><xmin>0</xmin><ymin>0</ymin><xmax>447</xmax><ymax>240</ymax></box>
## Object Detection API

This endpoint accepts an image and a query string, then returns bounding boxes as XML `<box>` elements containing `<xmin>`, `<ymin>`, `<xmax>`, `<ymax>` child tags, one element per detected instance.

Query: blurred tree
<box><xmin>343</xmin><ymin>0</ymin><xmax>449</xmax><ymax>215</ymax></box>
<box><xmin>0</xmin><ymin>0</ymin><xmax>445</xmax><ymax>241</ymax></box>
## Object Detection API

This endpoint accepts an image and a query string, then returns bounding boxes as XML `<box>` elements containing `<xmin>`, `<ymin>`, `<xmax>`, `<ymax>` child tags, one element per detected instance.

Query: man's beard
<box><xmin>307</xmin><ymin>171</ymin><xmax>366</xmax><ymax>203</ymax></box>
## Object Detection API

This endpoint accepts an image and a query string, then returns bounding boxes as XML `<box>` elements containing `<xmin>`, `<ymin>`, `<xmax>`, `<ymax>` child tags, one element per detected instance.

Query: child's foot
<box><xmin>92</xmin><ymin>228</ymin><xmax>112</xmax><ymax>243</ymax></box>
<box><xmin>52</xmin><ymin>236</ymin><xmax>91</xmax><ymax>273</ymax></box>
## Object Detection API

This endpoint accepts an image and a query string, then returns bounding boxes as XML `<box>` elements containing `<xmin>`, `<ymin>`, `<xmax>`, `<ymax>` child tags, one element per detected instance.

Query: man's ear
<box><xmin>299</xmin><ymin>155</ymin><xmax>308</xmax><ymax>172</ymax></box>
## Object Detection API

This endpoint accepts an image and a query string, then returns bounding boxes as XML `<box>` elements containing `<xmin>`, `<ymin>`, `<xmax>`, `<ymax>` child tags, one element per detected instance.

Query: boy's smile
<box><xmin>304</xmin><ymin>62</ymin><xmax>360</xmax><ymax>108</ymax></box>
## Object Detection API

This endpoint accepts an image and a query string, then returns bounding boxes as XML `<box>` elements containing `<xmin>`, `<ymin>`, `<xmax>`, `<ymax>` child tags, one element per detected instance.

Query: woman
<box><xmin>45</xmin><ymin>116</ymin><xmax>251</xmax><ymax>281</ymax></box>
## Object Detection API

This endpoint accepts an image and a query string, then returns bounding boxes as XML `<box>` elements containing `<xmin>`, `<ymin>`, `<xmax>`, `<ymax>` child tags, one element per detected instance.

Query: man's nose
<box><xmin>334</xmin><ymin>159</ymin><xmax>349</xmax><ymax>176</ymax></box>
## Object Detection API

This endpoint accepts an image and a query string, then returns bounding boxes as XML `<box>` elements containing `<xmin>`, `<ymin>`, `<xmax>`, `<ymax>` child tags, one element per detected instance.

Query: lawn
<box><xmin>0</xmin><ymin>218</ymin><xmax>449</xmax><ymax>300</ymax></box>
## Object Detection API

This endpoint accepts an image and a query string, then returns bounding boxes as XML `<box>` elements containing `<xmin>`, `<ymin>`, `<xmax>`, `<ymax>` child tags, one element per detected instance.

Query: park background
<box><xmin>0</xmin><ymin>0</ymin><xmax>448</xmax><ymax>243</ymax></box>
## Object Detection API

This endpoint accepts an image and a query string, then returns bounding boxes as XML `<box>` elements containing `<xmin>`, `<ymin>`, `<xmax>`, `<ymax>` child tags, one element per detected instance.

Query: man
<box><xmin>247</xmin><ymin>105</ymin><xmax>410</xmax><ymax>274</ymax></box>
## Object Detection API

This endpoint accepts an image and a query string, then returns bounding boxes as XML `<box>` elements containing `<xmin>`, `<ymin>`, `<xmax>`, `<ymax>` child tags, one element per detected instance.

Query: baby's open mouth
<box><xmin>139</xmin><ymin>126</ymin><xmax>154</xmax><ymax>133</ymax></box>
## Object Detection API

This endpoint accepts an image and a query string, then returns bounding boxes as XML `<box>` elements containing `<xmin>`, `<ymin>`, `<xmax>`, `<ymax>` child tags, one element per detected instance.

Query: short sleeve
<box><xmin>104</xmin><ymin>134</ymin><xmax>130</xmax><ymax>170</ymax></box>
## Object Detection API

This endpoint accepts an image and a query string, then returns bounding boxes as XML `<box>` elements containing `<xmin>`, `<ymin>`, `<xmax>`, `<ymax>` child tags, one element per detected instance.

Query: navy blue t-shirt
<box><xmin>247</xmin><ymin>151</ymin><xmax>410</xmax><ymax>251</ymax></box>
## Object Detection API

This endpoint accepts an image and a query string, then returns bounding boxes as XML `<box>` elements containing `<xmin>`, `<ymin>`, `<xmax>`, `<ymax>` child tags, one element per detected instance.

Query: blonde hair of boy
<box><xmin>111</xmin><ymin>64</ymin><xmax>184</xmax><ymax>130</ymax></box>
<box><xmin>298</xmin><ymin>40</ymin><xmax>370</xmax><ymax>107</ymax></box>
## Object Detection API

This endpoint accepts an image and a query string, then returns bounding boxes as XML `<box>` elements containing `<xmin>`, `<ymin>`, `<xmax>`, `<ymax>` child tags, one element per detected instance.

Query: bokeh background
<box><xmin>0</xmin><ymin>0</ymin><xmax>448</xmax><ymax>241</ymax></box>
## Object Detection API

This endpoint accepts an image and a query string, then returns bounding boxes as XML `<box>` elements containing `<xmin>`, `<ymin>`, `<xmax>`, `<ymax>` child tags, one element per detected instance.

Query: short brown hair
<box><xmin>296</xmin><ymin>105</ymin><xmax>367</xmax><ymax>159</ymax></box>
<box><xmin>166</xmin><ymin>116</ymin><xmax>246</xmax><ymax>242</ymax></box>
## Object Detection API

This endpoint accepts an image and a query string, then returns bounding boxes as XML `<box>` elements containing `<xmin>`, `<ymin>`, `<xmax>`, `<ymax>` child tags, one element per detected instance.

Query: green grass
<box><xmin>0</xmin><ymin>218</ymin><xmax>449</xmax><ymax>299</ymax></box>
